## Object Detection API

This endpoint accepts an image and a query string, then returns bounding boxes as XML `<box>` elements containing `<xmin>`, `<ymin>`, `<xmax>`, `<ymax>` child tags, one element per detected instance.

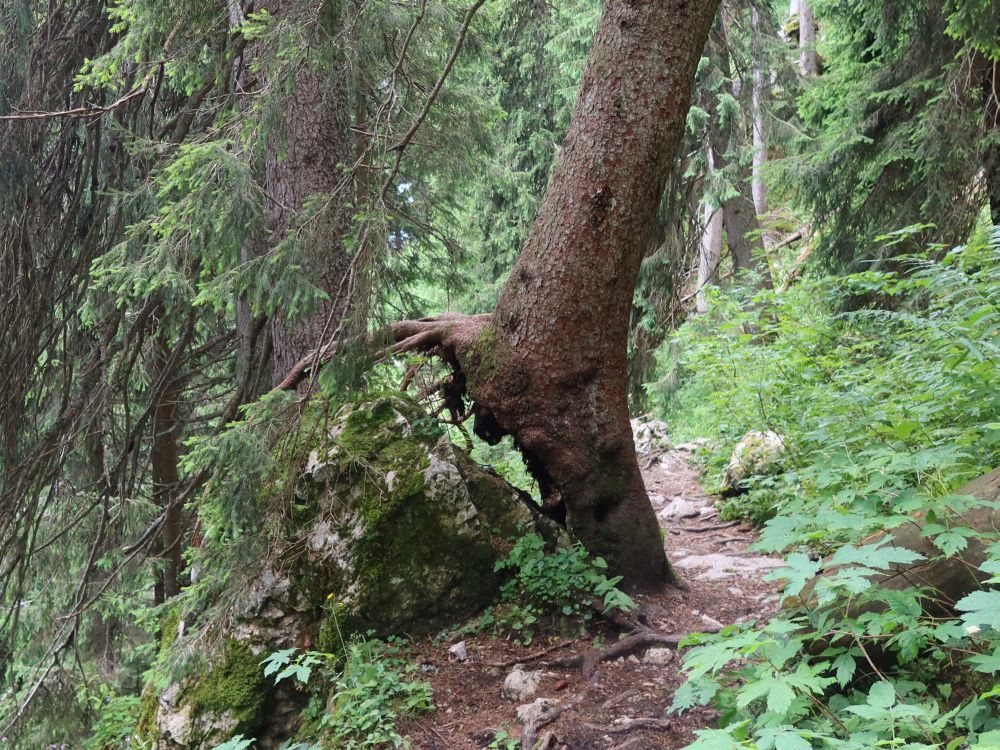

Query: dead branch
<box><xmin>0</xmin><ymin>85</ymin><xmax>148</xmax><ymax>122</ymax></box>
<box><xmin>779</xmin><ymin>242</ymin><xmax>814</xmax><ymax>292</ymax></box>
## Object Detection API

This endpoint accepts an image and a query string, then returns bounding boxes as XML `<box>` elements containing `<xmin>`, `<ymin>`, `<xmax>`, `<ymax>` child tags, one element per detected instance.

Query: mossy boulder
<box><xmin>145</xmin><ymin>394</ymin><xmax>554</xmax><ymax>748</ymax></box>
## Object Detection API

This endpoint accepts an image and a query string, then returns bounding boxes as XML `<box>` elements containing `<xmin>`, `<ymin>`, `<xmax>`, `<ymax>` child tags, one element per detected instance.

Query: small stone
<box><xmin>627</xmin><ymin>655</ymin><xmax>640</xmax><ymax>664</ymax></box>
<box><xmin>728</xmin><ymin>587</ymin><xmax>743</xmax><ymax>597</ymax></box>
<box><xmin>642</xmin><ymin>647</ymin><xmax>675</xmax><ymax>666</ymax></box>
<box><xmin>447</xmin><ymin>640</ymin><xmax>468</xmax><ymax>661</ymax></box>
<box><xmin>700</xmin><ymin>613</ymin><xmax>725</xmax><ymax>630</ymax></box>
<box><xmin>503</xmin><ymin>666</ymin><xmax>543</xmax><ymax>702</ymax></box>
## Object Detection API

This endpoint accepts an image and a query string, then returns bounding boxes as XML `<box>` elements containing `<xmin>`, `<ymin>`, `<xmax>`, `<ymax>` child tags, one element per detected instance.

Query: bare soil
<box><xmin>401</xmin><ymin>442</ymin><xmax>782</xmax><ymax>750</ymax></box>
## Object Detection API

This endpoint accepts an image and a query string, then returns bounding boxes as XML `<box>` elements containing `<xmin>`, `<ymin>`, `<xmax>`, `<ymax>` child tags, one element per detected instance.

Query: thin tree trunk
<box><xmin>151</xmin><ymin>337</ymin><xmax>182</xmax><ymax>599</ymax></box>
<box><xmin>983</xmin><ymin>60</ymin><xmax>999</xmax><ymax>223</ymax></box>
<box><xmin>697</xmin><ymin>203</ymin><xmax>723</xmax><ymax>314</ymax></box>
<box><xmin>799</xmin><ymin>0</ymin><xmax>817</xmax><ymax>77</ymax></box>
<box><xmin>265</xmin><ymin>0</ymin><xmax>355</xmax><ymax>386</ymax></box>
<box><xmin>230</xmin><ymin>1</ymin><xmax>274</xmax><ymax>400</ymax></box>
<box><xmin>707</xmin><ymin>20</ymin><xmax>774</xmax><ymax>289</ymax></box>
<box><xmin>750</xmin><ymin>3</ymin><xmax>769</xmax><ymax>218</ymax></box>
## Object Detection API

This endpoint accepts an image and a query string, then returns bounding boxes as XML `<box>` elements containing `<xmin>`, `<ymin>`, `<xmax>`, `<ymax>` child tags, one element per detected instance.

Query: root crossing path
<box><xmin>403</xmin><ymin>438</ymin><xmax>784</xmax><ymax>750</ymax></box>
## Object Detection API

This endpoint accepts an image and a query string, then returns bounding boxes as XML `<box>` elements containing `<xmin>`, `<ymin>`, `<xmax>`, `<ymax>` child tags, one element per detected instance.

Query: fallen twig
<box><xmin>601</xmin><ymin>688</ymin><xmax>640</xmax><ymax>710</ymax></box>
<box><xmin>684</xmin><ymin>521</ymin><xmax>739</xmax><ymax>533</ymax></box>
<box><xmin>581</xmin><ymin>717</ymin><xmax>673</xmax><ymax>735</ymax></box>
<box><xmin>483</xmin><ymin>638</ymin><xmax>576</xmax><ymax>668</ymax></box>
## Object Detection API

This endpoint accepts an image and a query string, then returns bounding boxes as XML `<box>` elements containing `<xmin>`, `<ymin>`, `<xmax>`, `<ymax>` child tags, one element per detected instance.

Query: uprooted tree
<box><xmin>282</xmin><ymin>0</ymin><xmax>722</xmax><ymax>590</ymax></box>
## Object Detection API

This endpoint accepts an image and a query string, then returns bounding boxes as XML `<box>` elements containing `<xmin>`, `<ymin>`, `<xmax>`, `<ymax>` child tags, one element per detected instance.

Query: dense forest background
<box><xmin>1</xmin><ymin>0</ymin><xmax>999</xmax><ymax>747</ymax></box>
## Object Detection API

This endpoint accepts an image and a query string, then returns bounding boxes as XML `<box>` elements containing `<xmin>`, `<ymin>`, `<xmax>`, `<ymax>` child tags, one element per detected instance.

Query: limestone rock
<box><xmin>631</xmin><ymin>418</ymin><xmax>671</xmax><ymax>454</ymax></box>
<box><xmin>503</xmin><ymin>666</ymin><xmax>543</xmax><ymax>702</ymax></box>
<box><xmin>722</xmin><ymin>429</ymin><xmax>785</xmax><ymax>492</ymax></box>
<box><xmin>448</xmin><ymin>640</ymin><xmax>469</xmax><ymax>661</ymax></box>
<box><xmin>142</xmin><ymin>395</ymin><xmax>556</xmax><ymax>749</ymax></box>
<box><xmin>659</xmin><ymin>497</ymin><xmax>701</xmax><ymax>519</ymax></box>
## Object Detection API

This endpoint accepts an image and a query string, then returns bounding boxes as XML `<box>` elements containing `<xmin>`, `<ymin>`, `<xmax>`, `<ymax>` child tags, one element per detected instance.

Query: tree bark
<box><xmin>750</xmin><ymin>3</ymin><xmax>769</xmax><ymax>218</ymax></box>
<box><xmin>380</xmin><ymin>0</ymin><xmax>721</xmax><ymax>590</ymax></box>
<box><xmin>264</xmin><ymin>0</ymin><xmax>356</xmax><ymax>386</ymax></box>
<box><xmin>707</xmin><ymin>20</ymin><xmax>774</xmax><ymax>289</ymax></box>
<box><xmin>798</xmin><ymin>0</ymin><xmax>817</xmax><ymax>77</ymax></box>
<box><xmin>151</xmin><ymin>336</ymin><xmax>183</xmax><ymax>599</ymax></box>
<box><xmin>697</xmin><ymin>202</ymin><xmax>723</xmax><ymax>314</ymax></box>
<box><xmin>983</xmin><ymin>60</ymin><xmax>999</xmax><ymax>223</ymax></box>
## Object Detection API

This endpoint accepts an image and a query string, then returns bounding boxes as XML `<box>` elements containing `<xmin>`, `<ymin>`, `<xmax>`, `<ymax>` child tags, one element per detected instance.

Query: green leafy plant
<box><xmin>665</xmin><ymin>230</ymin><xmax>1000</xmax><ymax>749</ymax></box>
<box><xmin>82</xmin><ymin>689</ymin><xmax>143</xmax><ymax>750</ymax></box>
<box><xmin>488</xmin><ymin>533</ymin><xmax>635</xmax><ymax>644</ymax></box>
<box><xmin>261</xmin><ymin>637</ymin><xmax>433</xmax><ymax>749</ymax></box>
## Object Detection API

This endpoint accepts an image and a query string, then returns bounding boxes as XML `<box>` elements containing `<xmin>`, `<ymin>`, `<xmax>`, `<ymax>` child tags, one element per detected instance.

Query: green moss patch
<box><xmin>186</xmin><ymin>640</ymin><xmax>266</xmax><ymax>734</ymax></box>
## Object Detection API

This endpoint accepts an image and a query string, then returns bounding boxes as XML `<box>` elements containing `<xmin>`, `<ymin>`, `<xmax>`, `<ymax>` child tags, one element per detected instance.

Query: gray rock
<box><xmin>675</xmin><ymin>438</ymin><xmax>710</xmax><ymax>452</ymax></box>
<box><xmin>643</xmin><ymin>647</ymin><xmax>675</xmax><ymax>666</ymax></box>
<box><xmin>660</xmin><ymin>497</ymin><xmax>701</xmax><ymax>519</ymax></box>
<box><xmin>722</xmin><ymin>430</ymin><xmax>785</xmax><ymax>491</ymax></box>
<box><xmin>675</xmin><ymin>552</ymin><xmax>784</xmax><ymax>581</ymax></box>
<box><xmin>448</xmin><ymin>640</ymin><xmax>469</xmax><ymax>662</ymax></box>
<box><xmin>144</xmin><ymin>395</ymin><xmax>559</xmax><ymax>749</ymax></box>
<box><xmin>503</xmin><ymin>666</ymin><xmax>543</xmax><ymax>702</ymax></box>
<box><xmin>631</xmin><ymin>419</ymin><xmax>671</xmax><ymax>454</ymax></box>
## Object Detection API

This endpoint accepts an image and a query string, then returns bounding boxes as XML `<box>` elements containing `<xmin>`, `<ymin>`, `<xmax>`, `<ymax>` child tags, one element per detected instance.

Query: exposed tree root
<box><xmin>547</xmin><ymin>627</ymin><xmax>716</xmax><ymax>679</ymax></box>
<box><xmin>522</xmin><ymin>700</ymin><xmax>577</xmax><ymax>750</ymax></box>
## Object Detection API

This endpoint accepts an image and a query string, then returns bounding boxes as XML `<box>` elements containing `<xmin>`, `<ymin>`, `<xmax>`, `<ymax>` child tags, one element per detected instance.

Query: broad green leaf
<box><xmin>868</xmin><ymin>680</ymin><xmax>897</xmax><ymax>708</ymax></box>
<box><xmin>957</xmin><ymin>590</ymin><xmax>1000</xmax><ymax>629</ymax></box>
<box><xmin>767</xmin><ymin>682</ymin><xmax>796</xmax><ymax>716</ymax></box>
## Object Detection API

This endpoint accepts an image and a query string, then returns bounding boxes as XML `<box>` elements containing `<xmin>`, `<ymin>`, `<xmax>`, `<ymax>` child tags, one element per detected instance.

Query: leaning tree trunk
<box><xmin>265</xmin><ymin>0</ymin><xmax>356</xmax><ymax>386</ymax></box>
<box><xmin>380</xmin><ymin>0</ymin><xmax>722</xmax><ymax>590</ymax></box>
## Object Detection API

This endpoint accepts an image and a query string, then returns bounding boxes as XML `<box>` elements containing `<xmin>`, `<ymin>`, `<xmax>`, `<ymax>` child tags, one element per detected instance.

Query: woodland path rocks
<box><xmin>407</xmin><ymin>436</ymin><xmax>784</xmax><ymax>749</ymax></box>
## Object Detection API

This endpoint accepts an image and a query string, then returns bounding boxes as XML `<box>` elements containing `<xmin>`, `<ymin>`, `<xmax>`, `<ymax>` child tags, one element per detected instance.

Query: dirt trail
<box><xmin>404</xmin><ymin>439</ymin><xmax>783</xmax><ymax>750</ymax></box>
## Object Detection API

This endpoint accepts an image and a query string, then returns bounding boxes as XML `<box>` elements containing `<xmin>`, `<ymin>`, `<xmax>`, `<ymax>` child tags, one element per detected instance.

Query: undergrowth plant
<box><xmin>211</xmin><ymin>635</ymin><xmax>433</xmax><ymax>750</ymax></box>
<box><xmin>475</xmin><ymin>533</ymin><xmax>635</xmax><ymax>644</ymax></box>
<box><xmin>662</xmin><ymin>226</ymin><xmax>1000</xmax><ymax>749</ymax></box>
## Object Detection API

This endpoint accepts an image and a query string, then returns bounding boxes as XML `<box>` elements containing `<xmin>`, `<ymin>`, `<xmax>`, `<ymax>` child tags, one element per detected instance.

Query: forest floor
<box><xmin>400</xmin><ymin>440</ymin><xmax>784</xmax><ymax>750</ymax></box>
